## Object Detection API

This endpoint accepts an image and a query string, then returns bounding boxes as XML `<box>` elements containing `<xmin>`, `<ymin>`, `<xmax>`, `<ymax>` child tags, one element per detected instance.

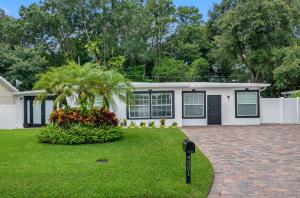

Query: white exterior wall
<box><xmin>114</xmin><ymin>87</ymin><xmax>183</xmax><ymax>127</ymax></box>
<box><xmin>115</xmin><ymin>87</ymin><xmax>261</xmax><ymax>127</ymax></box>
<box><xmin>182</xmin><ymin>87</ymin><xmax>260</xmax><ymax>126</ymax></box>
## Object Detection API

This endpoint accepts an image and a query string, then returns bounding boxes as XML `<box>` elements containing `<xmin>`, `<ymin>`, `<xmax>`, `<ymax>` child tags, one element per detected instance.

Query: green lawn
<box><xmin>0</xmin><ymin>128</ymin><xmax>213</xmax><ymax>198</ymax></box>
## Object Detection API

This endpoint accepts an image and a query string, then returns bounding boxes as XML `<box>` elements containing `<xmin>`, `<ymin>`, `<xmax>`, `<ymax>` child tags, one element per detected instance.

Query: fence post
<box><xmin>280</xmin><ymin>97</ymin><xmax>285</xmax><ymax>124</ymax></box>
<box><xmin>297</xmin><ymin>97</ymin><xmax>300</xmax><ymax>124</ymax></box>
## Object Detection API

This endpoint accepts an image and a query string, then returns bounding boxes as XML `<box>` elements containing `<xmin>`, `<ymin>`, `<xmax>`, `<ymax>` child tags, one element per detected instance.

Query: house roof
<box><xmin>12</xmin><ymin>90</ymin><xmax>47</xmax><ymax>96</ymax></box>
<box><xmin>0</xmin><ymin>76</ymin><xmax>19</xmax><ymax>92</ymax></box>
<box><xmin>131</xmin><ymin>82</ymin><xmax>270</xmax><ymax>89</ymax></box>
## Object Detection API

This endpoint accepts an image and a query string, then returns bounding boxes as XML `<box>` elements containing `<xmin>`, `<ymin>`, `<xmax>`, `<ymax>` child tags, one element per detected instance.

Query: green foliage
<box><xmin>139</xmin><ymin>122</ymin><xmax>146</xmax><ymax>128</ymax></box>
<box><xmin>152</xmin><ymin>58</ymin><xmax>186</xmax><ymax>81</ymax></box>
<box><xmin>291</xmin><ymin>92</ymin><xmax>300</xmax><ymax>98</ymax></box>
<box><xmin>0</xmin><ymin>0</ymin><xmax>299</xmax><ymax>96</ymax></box>
<box><xmin>0</xmin><ymin>128</ymin><xmax>213</xmax><ymax>197</ymax></box>
<box><xmin>120</xmin><ymin>119</ymin><xmax>127</xmax><ymax>127</ymax></box>
<box><xmin>0</xmin><ymin>45</ymin><xmax>48</xmax><ymax>90</ymax></box>
<box><xmin>129</xmin><ymin>121</ymin><xmax>137</xmax><ymax>128</ymax></box>
<box><xmin>148</xmin><ymin>121</ymin><xmax>155</xmax><ymax>128</ymax></box>
<box><xmin>38</xmin><ymin>124</ymin><xmax>123</xmax><ymax>145</ymax></box>
<box><xmin>273</xmin><ymin>45</ymin><xmax>300</xmax><ymax>90</ymax></box>
<box><xmin>212</xmin><ymin>0</ymin><xmax>297</xmax><ymax>83</ymax></box>
<box><xmin>160</xmin><ymin>118</ymin><xmax>166</xmax><ymax>128</ymax></box>
<box><xmin>34</xmin><ymin>61</ymin><xmax>133</xmax><ymax>111</ymax></box>
<box><xmin>171</xmin><ymin>121</ymin><xmax>178</xmax><ymax>128</ymax></box>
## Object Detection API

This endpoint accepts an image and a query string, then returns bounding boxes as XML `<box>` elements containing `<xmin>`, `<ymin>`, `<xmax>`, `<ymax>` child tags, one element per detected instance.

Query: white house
<box><xmin>114</xmin><ymin>82</ymin><xmax>269</xmax><ymax>127</ymax></box>
<box><xmin>2</xmin><ymin>76</ymin><xmax>300</xmax><ymax>129</ymax></box>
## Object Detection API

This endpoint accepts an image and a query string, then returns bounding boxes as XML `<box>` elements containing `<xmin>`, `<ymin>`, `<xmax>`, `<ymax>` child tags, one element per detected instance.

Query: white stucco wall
<box><xmin>114</xmin><ymin>87</ymin><xmax>261</xmax><ymax>127</ymax></box>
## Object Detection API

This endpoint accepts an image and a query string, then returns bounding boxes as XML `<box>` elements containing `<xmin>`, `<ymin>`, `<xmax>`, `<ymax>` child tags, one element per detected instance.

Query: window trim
<box><xmin>127</xmin><ymin>90</ymin><xmax>175</xmax><ymax>119</ymax></box>
<box><xmin>235</xmin><ymin>90</ymin><xmax>260</xmax><ymax>118</ymax></box>
<box><xmin>182</xmin><ymin>91</ymin><xmax>206</xmax><ymax>119</ymax></box>
<box><xmin>127</xmin><ymin>93</ymin><xmax>151</xmax><ymax>119</ymax></box>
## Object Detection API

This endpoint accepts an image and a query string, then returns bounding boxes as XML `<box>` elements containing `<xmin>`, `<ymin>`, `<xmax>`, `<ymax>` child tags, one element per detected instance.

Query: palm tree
<box><xmin>34</xmin><ymin>66</ymin><xmax>73</xmax><ymax>109</ymax></box>
<box><xmin>96</xmin><ymin>69</ymin><xmax>133</xmax><ymax>110</ymax></box>
<box><xmin>34</xmin><ymin>61</ymin><xmax>99</xmax><ymax>112</ymax></box>
<box><xmin>34</xmin><ymin>61</ymin><xmax>133</xmax><ymax>112</ymax></box>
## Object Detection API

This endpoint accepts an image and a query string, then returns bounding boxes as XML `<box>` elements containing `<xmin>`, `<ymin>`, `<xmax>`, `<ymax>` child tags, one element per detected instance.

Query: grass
<box><xmin>0</xmin><ymin>128</ymin><xmax>213</xmax><ymax>198</ymax></box>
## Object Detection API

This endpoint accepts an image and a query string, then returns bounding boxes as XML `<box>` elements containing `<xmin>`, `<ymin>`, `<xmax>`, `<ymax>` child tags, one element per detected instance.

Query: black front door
<box><xmin>207</xmin><ymin>95</ymin><xmax>221</xmax><ymax>125</ymax></box>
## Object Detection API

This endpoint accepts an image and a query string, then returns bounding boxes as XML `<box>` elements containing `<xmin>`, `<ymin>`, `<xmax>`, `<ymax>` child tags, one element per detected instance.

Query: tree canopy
<box><xmin>0</xmin><ymin>0</ymin><xmax>299</xmax><ymax>96</ymax></box>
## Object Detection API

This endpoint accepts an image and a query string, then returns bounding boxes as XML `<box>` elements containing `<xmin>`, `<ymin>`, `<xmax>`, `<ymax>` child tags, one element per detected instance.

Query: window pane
<box><xmin>129</xmin><ymin>94</ymin><xmax>150</xmax><ymax>118</ymax></box>
<box><xmin>151</xmin><ymin>93</ymin><xmax>172</xmax><ymax>118</ymax></box>
<box><xmin>238</xmin><ymin>104</ymin><xmax>257</xmax><ymax>116</ymax></box>
<box><xmin>45</xmin><ymin>100</ymin><xmax>54</xmax><ymax>124</ymax></box>
<box><xmin>184</xmin><ymin>92</ymin><xmax>205</xmax><ymax>117</ymax></box>
<box><xmin>33</xmin><ymin>101</ymin><xmax>42</xmax><ymax>124</ymax></box>
<box><xmin>184</xmin><ymin>93</ymin><xmax>204</xmax><ymax>105</ymax></box>
<box><xmin>185</xmin><ymin>105</ymin><xmax>204</xmax><ymax>117</ymax></box>
<box><xmin>237</xmin><ymin>91</ymin><xmax>258</xmax><ymax>116</ymax></box>
<box><xmin>237</xmin><ymin>92</ymin><xmax>257</xmax><ymax>104</ymax></box>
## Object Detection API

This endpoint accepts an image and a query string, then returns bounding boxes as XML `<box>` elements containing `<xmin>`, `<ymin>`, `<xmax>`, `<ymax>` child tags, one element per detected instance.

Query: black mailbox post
<box><xmin>182</xmin><ymin>139</ymin><xmax>195</xmax><ymax>184</ymax></box>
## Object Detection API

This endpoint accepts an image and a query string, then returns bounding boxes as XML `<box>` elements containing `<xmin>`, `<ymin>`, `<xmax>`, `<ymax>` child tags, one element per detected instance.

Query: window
<box><xmin>127</xmin><ymin>91</ymin><xmax>174</xmax><ymax>119</ymax></box>
<box><xmin>151</xmin><ymin>93</ymin><xmax>173</xmax><ymax>118</ymax></box>
<box><xmin>183</xmin><ymin>92</ymin><xmax>205</xmax><ymax>118</ymax></box>
<box><xmin>235</xmin><ymin>90</ymin><xmax>259</xmax><ymax>117</ymax></box>
<box><xmin>128</xmin><ymin>94</ymin><xmax>150</xmax><ymax>119</ymax></box>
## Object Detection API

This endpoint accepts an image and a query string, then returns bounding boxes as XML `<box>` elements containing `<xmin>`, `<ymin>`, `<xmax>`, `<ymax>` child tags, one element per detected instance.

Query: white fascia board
<box><xmin>0</xmin><ymin>76</ymin><xmax>19</xmax><ymax>92</ymax></box>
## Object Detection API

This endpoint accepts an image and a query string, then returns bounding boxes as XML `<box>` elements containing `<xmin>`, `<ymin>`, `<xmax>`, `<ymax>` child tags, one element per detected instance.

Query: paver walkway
<box><xmin>181</xmin><ymin>125</ymin><xmax>300</xmax><ymax>198</ymax></box>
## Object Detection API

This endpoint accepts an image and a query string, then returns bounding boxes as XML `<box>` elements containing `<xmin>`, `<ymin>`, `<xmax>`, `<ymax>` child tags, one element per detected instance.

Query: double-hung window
<box><xmin>128</xmin><ymin>93</ymin><xmax>150</xmax><ymax>119</ymax></box>
<box><xmin>128</xmin><ymin>91</ymin><xmax>174</xmax><ymax>119</ymax></box>
<box><xmin>183</xmin><ymin>92</ymin><xmax>206</xmax><ymax>118</ymax></box>
<box><xmin>235</xmin><ymin>90</ymin><xmax>259</xmax><ymax>117</ymax></box>
<box><xmin>151</xmin><ymin>93</ymin><xmax>173</xmax><ymax>118</ymax></box>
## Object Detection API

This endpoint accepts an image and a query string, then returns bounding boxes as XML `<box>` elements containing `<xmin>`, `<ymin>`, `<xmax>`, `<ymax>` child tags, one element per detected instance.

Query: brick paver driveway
<box><xmin>181</xmin><ymin>125</ymin><xmax>300</xmax><ymax>198</ymax></box>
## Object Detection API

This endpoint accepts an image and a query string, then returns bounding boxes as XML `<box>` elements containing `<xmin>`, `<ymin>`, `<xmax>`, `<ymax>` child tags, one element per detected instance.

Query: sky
<box><xmin>0</xmin><ymin>0</ymin><xmax>221</xmax><ymax>21</ymax></box>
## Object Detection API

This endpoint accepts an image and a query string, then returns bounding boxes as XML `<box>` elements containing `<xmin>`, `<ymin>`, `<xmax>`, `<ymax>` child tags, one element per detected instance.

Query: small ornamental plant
<box><xmin>140</xmin><ymin>121</ymin><xmax>146</xmax><ymax>128</ymax></box>
<box><xmin>148</xmin><ymin>121</ymin><xmax>155</xmax><ymax>128</ymax></box>
<box><xmin>171</xmin><ymin>121</ymin><xmax>178</xmax><ymax>128</ymax></box>
<box><xmin>129</xmin><ymin>121</ymin><xmax>136</xmax><ymax>128</ymax></box>
<box><xmin>120</xmin><ymin>119</ymin><xmax>127</xmax><ymax>127</ymax></box>
<box><xmin>160</xmin><ymin>118</ymin><xmax>165</xmax><ymax>128</ymax></box>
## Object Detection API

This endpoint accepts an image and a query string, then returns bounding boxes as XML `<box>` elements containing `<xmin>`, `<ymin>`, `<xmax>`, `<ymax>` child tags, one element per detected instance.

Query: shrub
<box><xmin>140</xmin><ymin>121</ymin><xmax>146</xmax><ymax>128</ymax></box>
<box><xmin>160</xmin><ymin>118</ymin><xmax>165</xmax><ymax>128</ymax></box>
<box><xmin>120</xmin><ymin>119</ymin><xmax>127</xmax><ymax>127</ymax></box>
<box><xmin>129</xmin><ymin>121</ymin><xmax>136</xmax><ymax>128</ymax></box>
<box><xmin>50</xmin><ymin>107</ymin><xmax>118</xmax><ymax>127</ymax></box>
<box><xmin>148</xmin><ymin>121</ymin><xmax>155</xmax><ymax>128</ymax></box>
<box><xmin>38</xmin><ymin>124</ymin><xmax>123</xmax><ymax>145</ymax></box>
<box><xmin>171</xmin><ymin>121</ymin><xmax>178</xmax><ymax>128</ymax></box>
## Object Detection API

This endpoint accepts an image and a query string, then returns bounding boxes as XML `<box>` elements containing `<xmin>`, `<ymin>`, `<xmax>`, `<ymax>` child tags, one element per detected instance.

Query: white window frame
<box><xmin>151</xmin><ymin>92</ymin><xmax>173</xmax><ymax>118</ymax></box>
<box><xmin>236</xmin><ymin>90</ymin><xmax>259</xmax><ymax>118</ymax></box>
<box><xmin>128</xmin><ymin>93</ymin><xmax>150</xmax><ymax>119</ymax></box>
<box><xmin>183</xmin><ymin>92</ymin><xmax>206</xmax><ymax>118</ymax></box>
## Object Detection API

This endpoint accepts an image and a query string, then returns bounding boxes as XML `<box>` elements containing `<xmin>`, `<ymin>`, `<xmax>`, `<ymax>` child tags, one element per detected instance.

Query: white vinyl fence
<box><xmin>261</xmin><ymin>97</ymin><xmax>300</xmax><ymax>124</ymax></box>
<box><xmin>0</xmin><ymin>105</ymin><xmax>18</xmax><ymax>129</ymax></box>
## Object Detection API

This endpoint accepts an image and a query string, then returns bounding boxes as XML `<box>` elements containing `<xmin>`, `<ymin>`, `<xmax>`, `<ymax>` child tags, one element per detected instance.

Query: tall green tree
<box><xmin>211</xmin><ymin>0</ymin><xmax>297</xmax><ymax>83</ymax></box>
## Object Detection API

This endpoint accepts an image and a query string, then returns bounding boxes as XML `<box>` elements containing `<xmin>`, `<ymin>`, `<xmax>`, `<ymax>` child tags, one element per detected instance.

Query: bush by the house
<box><xmin>38</xmin><ymin>124</ymin><xmax>123</xmax><ymax>145</ymax></box>
<box><xmin>160</xmin><ymin>118</ymin><xmax>165</xmax><ymax>128</ymax></box>
<box><xmin>120</xmin><ymin>119</ymin><xmax>127</xmax><ymax>127</ymax></box>
<box><xmin>140</xmin><ymin>121</ymin><xmax>146</xmax><ymax>128</ymax></box>
<box><xmin>50</xmin><ymin>107</ymin><xmax>118</xmax><ymax>127</ymax></box>
<box><xmin>129</xmin><ymin>121</ymin><xmax>137</xmax><ymax>128</ymax></box>
<box><xmin>171</xmin><ymin>121</ymin><xmax>178</xmax><ymax>128</ymax></box>
<box><xmin>148</xmin><ymin>121</ymin><xmax>155</xmax><ymax>128</ymax></box>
